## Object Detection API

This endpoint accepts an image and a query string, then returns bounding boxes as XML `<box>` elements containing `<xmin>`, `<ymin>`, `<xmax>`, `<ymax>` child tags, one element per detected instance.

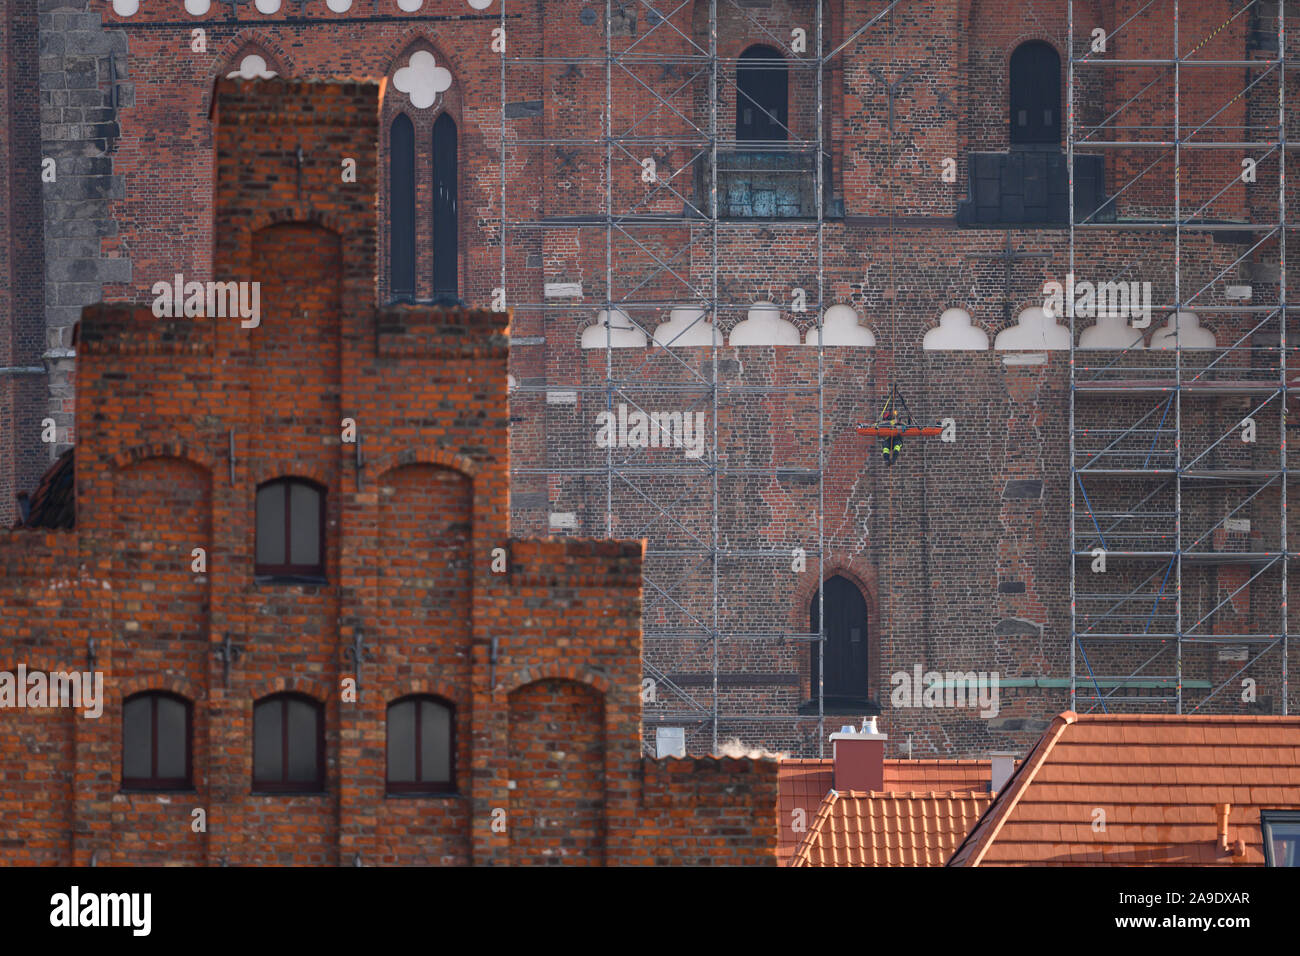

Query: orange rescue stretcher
<box><xmin>855</xmin><ymin>424</ymin><xmax>944</xmax><ymax>438</ymax></box>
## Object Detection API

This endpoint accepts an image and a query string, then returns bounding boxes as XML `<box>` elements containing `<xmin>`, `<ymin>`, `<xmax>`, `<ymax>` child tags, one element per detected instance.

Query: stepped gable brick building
<box><xmin>0</xmin><ymin>76</ymin><xmax>778</xmax><ymax>867</ymax></box>
<box><xmin>3</xmin><ymin>0</ymin><xmax>1297</xmax><ymax>758</ymax></box>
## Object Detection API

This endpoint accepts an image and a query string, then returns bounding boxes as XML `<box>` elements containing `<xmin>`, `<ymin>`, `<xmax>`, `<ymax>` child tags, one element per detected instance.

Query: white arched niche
<box><xmin>805</xmin><ymin>305</ymin><xmax>876</xmax><ymax>346</ymax></box>
<box><xmin>1078</xmin><ymin>313</ymin><xmax>1147</xmax><ymax>350</ymax></box>
<box><xmin>729</xmin><ymin>301</ymin><xmax>801</xmax><ymax>346</ymax></box>
<box><xmin>652</xmin><ymin>305</ymin><xmax>721</xmax><ymax>347</ymax></box>
<box><xmin>994</xmin><ymin>306</ymin><xmax>1071</xmax><ymax>350</ymax></box>
<box><xmin>923</xmin><ymin>308</ymin><xmax>988</xmax><ymax>350</ymax></box>
<box><xmin>1149</xmin><ymin>311</ymin><xmax>1217</xmax><ymax>350</ymax></box>
<box><xmin>580</xmin><ymin>308</ymin><xmax>648</xmax><ymax>348</ymax></box>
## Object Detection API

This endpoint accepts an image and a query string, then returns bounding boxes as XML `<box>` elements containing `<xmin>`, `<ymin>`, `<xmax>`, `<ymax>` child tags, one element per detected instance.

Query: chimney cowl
<box><xmin>990</xmin><ymin>751</ymin><xmax>1018</xmax><ymax>793</ymax></box>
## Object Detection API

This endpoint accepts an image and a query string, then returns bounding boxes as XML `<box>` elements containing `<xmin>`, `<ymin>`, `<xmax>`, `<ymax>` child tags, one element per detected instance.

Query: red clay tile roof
<box><xmin>948</xmin><ymin>712</ymin><xmax>1300</xmax><ymax>866</ymax></box>
<box><xmin>777</xmin><ymin>757</ymin><xmax>995</xmax><ymax>864</ymax></box>
<box><xmin>12</xmin><ymin>449</ymin><xmax>74</xmax><ymax>530</ymax></box>
<box><xmin>884</xmin><ymin>758</ymin><xmax>993</xmax><ymax>792</ymax></box>
<box><xmin>791</xmin><ymin>790</ymin><xmax>994</xmax><ymax>866</ymax></box>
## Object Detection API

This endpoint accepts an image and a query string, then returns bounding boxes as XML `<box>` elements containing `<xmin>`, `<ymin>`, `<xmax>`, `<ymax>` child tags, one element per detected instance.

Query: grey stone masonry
<box><xmin>39</xmin><ymin>0</ymin><xmax>129</xmax><ymax>460</ymax></box>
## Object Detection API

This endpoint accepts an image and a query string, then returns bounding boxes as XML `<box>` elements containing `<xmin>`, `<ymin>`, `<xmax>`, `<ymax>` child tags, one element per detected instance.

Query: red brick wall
<box><xmin>637</xmin><ymin>757</ymin><xmax>781</xmax><ymax>866</ymax></box>
<box><xmin>508</xmin><ymin>678</ymin><xmax>607</xmax><ymax>866</ymax></box>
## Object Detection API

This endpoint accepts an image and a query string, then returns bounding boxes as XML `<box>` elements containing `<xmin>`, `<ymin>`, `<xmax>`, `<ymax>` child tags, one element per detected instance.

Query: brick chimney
<box><xmin>829</xmin><ymin>717</ymin><xmax>887</xmax><ymax>792</ymax></box>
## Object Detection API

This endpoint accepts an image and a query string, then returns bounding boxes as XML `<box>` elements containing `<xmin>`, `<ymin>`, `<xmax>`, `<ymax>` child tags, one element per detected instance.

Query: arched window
<box><xmin>255</xmin><ymin>478</ymin><xmax>325</xmax><ymax>580</ymax></box>
<box><xmin>810</xmin><ymin>575</ymin><xmax>870</xmax><ymax>705</ymax></box>
<box><xmin>736</xmin><ymin>45</ymin><xmax>788</xmax><ymax>142</ymax></box>
<box><xmin>390</xmin><ymin>113</ymin><xmax>416</xmax><ymax>299</ymax></box>
<box><xmin>1009</xmin><ymin>41</ymin><xmax>1061</xmax><ymax>145</ymax></box>
<box><xmin>386</xmin><ymin>695</ymin><xmax>455</xmax><ymax>794</ymax></box>
<box><xmin>432</xmin><ymin>112</ymin><xmax>458</xmax><ymax>302</ymax></box>
<box><xmin>253</xmin><ymin>693</ymin><xmax>324</xmax><ymax>792</ymax></box>
<box><xmin>122</xmin><ymin>692</ymin><xmax>192</xmax><ymax>790</ymax></box>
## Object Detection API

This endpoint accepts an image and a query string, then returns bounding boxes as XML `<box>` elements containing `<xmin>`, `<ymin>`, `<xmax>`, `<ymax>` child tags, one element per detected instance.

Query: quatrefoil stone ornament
<box><xmin>392</xmin><ymin>50</ymin><xmax>452</xmax><ymax>110</ymax></box>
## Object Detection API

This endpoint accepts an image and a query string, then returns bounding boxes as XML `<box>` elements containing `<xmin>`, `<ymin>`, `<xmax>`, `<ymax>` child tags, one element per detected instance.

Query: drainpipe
<box><xmin>1217</xmin><ymin>803</ymin><xmax>1247</xmax><ymax>860</ymax></box>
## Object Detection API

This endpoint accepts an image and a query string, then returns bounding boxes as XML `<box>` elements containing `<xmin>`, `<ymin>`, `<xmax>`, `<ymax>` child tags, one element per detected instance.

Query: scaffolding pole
<box><xmin>1069</xmin><ymin>0</ymin><xmax>1293</xmax><ymax>716</ymax></box>
<box><xmin>500</xmin><ymin>0</ymin><xmax>849</xmax><ymax>755</ymax></box>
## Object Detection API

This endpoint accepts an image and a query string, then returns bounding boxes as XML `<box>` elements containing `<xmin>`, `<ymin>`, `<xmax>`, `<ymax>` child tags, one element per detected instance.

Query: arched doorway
<box><xmin>810</xmin><ymin>575</ymin><xmax>870</xmax><ymax>706</ymax></box>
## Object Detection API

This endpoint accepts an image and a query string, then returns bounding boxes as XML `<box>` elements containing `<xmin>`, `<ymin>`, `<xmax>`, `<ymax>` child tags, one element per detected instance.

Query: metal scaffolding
<box><xmin>1068</xmin><ymin>0</ymin><xmax>1291</xmax><ymax>714</ymax></box>
<box><xmin>497</xmin><ymin>0</ymin><xmax>870</xmax><ymax>753</ymax></box>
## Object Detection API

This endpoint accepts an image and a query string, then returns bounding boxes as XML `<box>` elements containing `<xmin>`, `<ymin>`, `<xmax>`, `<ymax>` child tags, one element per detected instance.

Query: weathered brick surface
<box><xmin>0</xmin><ymin>78</ymin><xmax>777</xmax><ymax>867</ymax></box>
<box><xmin>1</xmin><ymin>0</ymin><xmax>1294</xmax><ymax>762</ymax></box>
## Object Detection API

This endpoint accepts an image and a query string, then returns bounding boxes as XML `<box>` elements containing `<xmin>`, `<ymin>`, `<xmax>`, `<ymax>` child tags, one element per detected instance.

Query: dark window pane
<box><xmin>123</xmin><ymin>696</ymin><xmax>151</xmax><ymax>780</ymax></box>
<box><xmin>387</xmin><ymin>699</ymin><xmax>416</xmax><ymax>783</ymax></box>
<box><xmin>736</xmin><ymin>45</ymin><xmax>788</xmax><ymax>142</ymax></box>
<box><xmin>155</xmin><ymin>696</ymin><xmax>187</xmax><ymax>780</ymax></box>
<box><xmin>289</xmin><ymin>483</ymin><xmax>320</xmax><ymax>567</ymax></box>
<box><xmin>420</xmin><ymin>701</ymin><xmax>452</xmax><ymax>784</ymax></box>
<box><xmin>390</xmin><ymin>114</ymin><xmax>416</xmax><ymax>296</ymax></box>
<box><xmin>1269</xmin><ymin>822</ymin><xmax>1300</xmax><ymax>866</ymax></box>
<box><xmin>253</xmin><ymin>700</ymin><xmax>282</xmax><ymax>782</ymax></box>
<box><xmin>286</xmin><ymin>699</ymin><xmax>318</xmax><ymax>783</ymax></box>
<box><xmin>256</xmin><ymin>484</ymin><xmax>285</xmax><ymax>567</ymax></box>
<box><xmin>1009</xmin><ymin>42</ymin><xmax>1061</xmax><ymax>145</ymax></box>
<box><xmin>432</xmin><ymin>112</ymin><xmax>459</xmax><ymax>299</ymax></box>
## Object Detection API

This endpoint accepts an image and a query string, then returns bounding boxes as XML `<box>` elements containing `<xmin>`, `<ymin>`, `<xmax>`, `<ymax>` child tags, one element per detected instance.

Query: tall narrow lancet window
<box><xmin>736</xmin><ymin>44</ymin><xmax>788</xmax><ymax>143</ymax></box>
<box><xmin>432</xmin><ymin>112</ymin><xmax>459</xmax><ymax>301</ymax></box>
<box><xmin>390</xmin><ymin>113</ymin><xmax>416</xmax><ymax>299</ymax></box>
<box><xmin>1009</xmin><ymin>41</ymin><xmax>1061</xmax><ymax>145</ymax></box>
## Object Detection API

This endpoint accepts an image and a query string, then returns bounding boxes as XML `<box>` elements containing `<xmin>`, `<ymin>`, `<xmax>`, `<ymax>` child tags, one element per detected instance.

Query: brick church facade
<box><xmin>2</xmin><ymin>0</ymin><xmax>1297</xmax><ymax>761</ymax></box>
<box><xmin>0</xmin><ymin>76</ymin><xmax>777</xmax><ymax>866</ymax></box>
